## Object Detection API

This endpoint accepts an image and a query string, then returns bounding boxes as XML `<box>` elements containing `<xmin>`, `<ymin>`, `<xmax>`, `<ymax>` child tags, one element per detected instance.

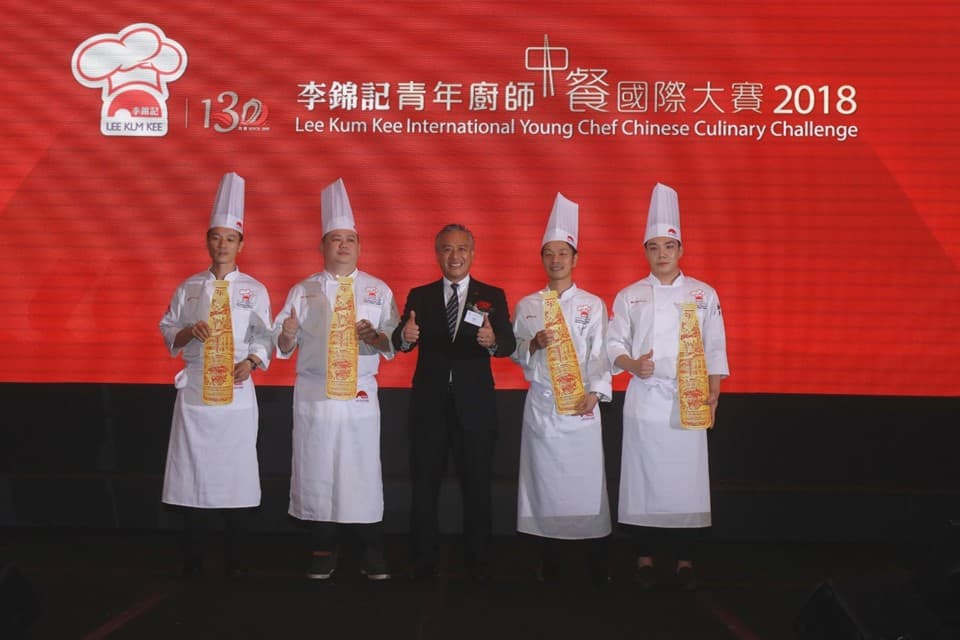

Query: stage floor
<box><xmin>1</xmin><ymin>529</ymin><xmax>956</xmax><ymax>640</ymax></box>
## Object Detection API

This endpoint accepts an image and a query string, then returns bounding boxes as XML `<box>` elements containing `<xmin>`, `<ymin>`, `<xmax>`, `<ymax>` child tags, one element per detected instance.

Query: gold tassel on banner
<box><xmin>202</xmin><ymin>280</ymin><xmax>234</xmax><ymax>405</ymax></box>
<box><xmin>326</xmin><ymin>276</ymin><xmax>359</xmax><ymax>400</ymax></box>
<box><xmin>677</xmin><ymin>302</ymin><xmax>712</xmax><ymax>429</ymax></box>
<box><xmin>542</xmin><ymin>290</ymin><xmax>586</xmax><ymax>415</ymax></box>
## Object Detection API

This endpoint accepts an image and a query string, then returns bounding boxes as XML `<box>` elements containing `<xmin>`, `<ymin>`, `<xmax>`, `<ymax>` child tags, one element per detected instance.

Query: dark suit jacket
<box><xmin>392</xmin><ymin>277</ymin><xmax>516</xmax><ymax>432</ymax></box>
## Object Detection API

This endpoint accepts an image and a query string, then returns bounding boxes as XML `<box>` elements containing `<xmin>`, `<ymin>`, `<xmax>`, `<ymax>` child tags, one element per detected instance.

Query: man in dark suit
<box><xmin>392</xmin><ymin>223</ymin><xmax>516</xmax><ymax>582</ymax></box>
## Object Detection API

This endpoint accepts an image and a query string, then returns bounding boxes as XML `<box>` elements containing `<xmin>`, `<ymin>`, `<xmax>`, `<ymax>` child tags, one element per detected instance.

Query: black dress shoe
<box><xmin>634</xmin><ymin>564</ymin><xmax>656</xmax><ymax>590</ymax></box>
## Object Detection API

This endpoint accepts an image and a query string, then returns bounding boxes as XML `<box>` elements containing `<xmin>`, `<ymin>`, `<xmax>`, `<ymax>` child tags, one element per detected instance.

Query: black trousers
<box><xmin>625</xmin><ymin>524</ymin><xmax>701</xmax><ymax>563</ymax></box>
<box><xmin>529</xmin><ymin>534</ymin><xmax>610</xmax><ymax>583</ymax></box>
<box><xmin>409</xmin><ymin>388</ymin><xmax>496</xmax><ymax>574</ymax></box>
<box><xmin>308</xmin><ymin>521</ymin><xmax>386</xmax><ymax>564</ymax></box>
<box><xmin>177</xmin><ymin>506</ymin><xmax>253</xmax><ymax>572</ymax></box>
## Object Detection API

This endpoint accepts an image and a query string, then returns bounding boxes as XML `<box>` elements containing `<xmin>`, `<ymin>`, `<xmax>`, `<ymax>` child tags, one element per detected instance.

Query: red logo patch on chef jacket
<box><xmin>574</xmin><ymin>305</ymin><xmax>591</xmax><ymax>334</ymax></box>
<box><xmin>689</xmin><ymin>289</ymin><xmax>707</xmax><ymax>310</ymax></box>
<box><xmin>237</xmin><ymin>288</ymin><xmax>255</xmax><ymax>309</ymax></box>
<box><xmin>356</xmin><ymin>390</ymin><xmax>369</xmax><ymax>402</ymax></box>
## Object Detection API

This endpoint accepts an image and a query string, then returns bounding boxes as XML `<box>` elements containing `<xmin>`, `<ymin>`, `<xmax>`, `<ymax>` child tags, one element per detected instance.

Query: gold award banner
<box><xmin>677</xmin><ymin>302</ymin><xmax>712</xmax><ymax>429</ymax></box>
<box><xmin>542</xmin><ymin>290</ymin><xmax>585</xmax><ymax>415</ymax></box>
<box><xmin>327</xmin><ymin>276</ymin><xmax>359</xmax><ymax>400</ymax></box>
<box><xmin>202</xmin><ymin>280</ymin><xmax>234</xmax><ymax>405</ymax></box>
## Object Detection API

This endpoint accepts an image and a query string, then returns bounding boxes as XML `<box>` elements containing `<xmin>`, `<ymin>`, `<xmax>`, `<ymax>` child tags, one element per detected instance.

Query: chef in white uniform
<box><xmin>159</xmin><ymin>172</ymin><xmax>273</xmax><ymax>578</ymax></box>
<box><xmin>511</xmin><ymin>193</ymin><xmax>613</xmax><ymax>584</ymax></box>
<box><xmin>274</xmin><ymin>178</ymin><xmax>400</xmax><ymax>581</ymax></box>
<box><xmin>606</xmin><ymin>183</ymin><xmax>729</xmax><ymax>590</ymax></box>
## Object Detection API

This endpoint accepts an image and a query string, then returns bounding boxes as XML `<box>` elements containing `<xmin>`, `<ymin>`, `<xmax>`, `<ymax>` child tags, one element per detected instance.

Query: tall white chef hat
<box><xmin>208</xmin><ymin>172</ymin><xmax>245</xmax><ymax>234</ymax></box>
<box><xmin>643</xmin><ymin>182</ymin><xmax>681</xmax><ymax>244</ymax></box>
<box><xmin>541</xmin><ymin>192</ymin><xmax>579</xmax><ymax>249</ymax></box>
<box><xmin>321</xmin><ymin>178</ymin><xmax>356</xmax><ymax>236</ymax></box>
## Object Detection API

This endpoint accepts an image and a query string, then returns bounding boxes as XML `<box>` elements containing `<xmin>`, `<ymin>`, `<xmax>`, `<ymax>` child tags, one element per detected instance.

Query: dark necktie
<box><xmin>446</xmin><ymin>282</ymin><xmax>459</xmax><ymax>337</ymax></box>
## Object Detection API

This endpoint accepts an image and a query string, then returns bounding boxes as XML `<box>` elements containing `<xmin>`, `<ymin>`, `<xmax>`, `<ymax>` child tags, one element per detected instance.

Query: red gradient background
<box><xmin>2</xmin><ymin>1</ymin><xmax>958</xmax><ymax>395</ymax></box>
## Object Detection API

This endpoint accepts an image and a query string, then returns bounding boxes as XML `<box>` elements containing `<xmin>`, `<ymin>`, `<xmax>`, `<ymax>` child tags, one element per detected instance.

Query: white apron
<box><xmin>288</xmin><ymin>372</ymin><xmax>384</xmax><ymax>523</ymax></box>
<box><xmin>618</xmin><ymin>377</ymin><xmax>711</xmax><ymax>527</ymax></box>
<box><xmin>162</xmin><ymin>365</ymin><xmax>261</xmax><ymax>508</ymax></box>
<box><xmin>517</xmin><ymin>382</ymin><xmax>611</xmax><ymax>539</ymax></box>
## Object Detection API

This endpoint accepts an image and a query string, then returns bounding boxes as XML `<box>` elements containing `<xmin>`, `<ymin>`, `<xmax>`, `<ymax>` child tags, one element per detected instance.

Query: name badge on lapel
<box><xmin>464</xmin><ymin>309</ymin><xmax>485</xmax><ymax>327</ymax></box>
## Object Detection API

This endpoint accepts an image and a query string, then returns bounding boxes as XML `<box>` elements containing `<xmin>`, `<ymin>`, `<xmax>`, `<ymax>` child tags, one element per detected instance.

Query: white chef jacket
<box><xmin>606</xmin><ymin>273</ymin><xmax>728</xmax><ymax>528</ymax></box>
<box><xmin>511</xmin><ymin>284</ymin><xmax>613</xmax><ymax>539</ymax></box>
<box><xmin>274</xmin><ymin>269</ymin><xmax>399</xmax><ymax>523</ymax></box>
<box><xmin>159</xmin><ymin>268</ymin><xmax>273</xmax><ymax>508</ymax></box>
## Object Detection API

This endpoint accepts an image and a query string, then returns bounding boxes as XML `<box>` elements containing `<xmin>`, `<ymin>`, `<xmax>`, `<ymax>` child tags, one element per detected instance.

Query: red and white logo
<box><xmin>71</xmin><ymin>23</ymin><xmax>187</xmax><ymax>137</ymax></box>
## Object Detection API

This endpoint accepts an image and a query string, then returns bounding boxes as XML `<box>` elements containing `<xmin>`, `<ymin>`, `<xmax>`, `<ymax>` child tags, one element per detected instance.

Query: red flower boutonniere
<box><xmin>472</xmin><ymin>300</ymin><xmax>493</xmax><ymax>313</ymax></box>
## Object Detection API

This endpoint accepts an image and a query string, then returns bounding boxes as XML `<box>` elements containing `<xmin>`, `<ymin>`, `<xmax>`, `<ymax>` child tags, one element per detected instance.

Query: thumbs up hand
<box><xmin>477</xmin><ymin>313</ymin><xmax>496</xmax><ymax>349</ymax></box>
<box><xmin>277</xmin><ymin>307</ymin><xmax>300</xmax><ymax>354</ymax></box>
<box><xmin>401</xmin><ymin>309</ymin><xmax>420</xmax><ymax>344</ymax></box>
<box><xmin>281</xmin><ymin>307</ymin><xmax>300</xmax><ymax>338</ymax></box>
<box><xmin>634</xmin><ymin>349</ymin><xmax>655</xmax><ymax>379</ymax></box>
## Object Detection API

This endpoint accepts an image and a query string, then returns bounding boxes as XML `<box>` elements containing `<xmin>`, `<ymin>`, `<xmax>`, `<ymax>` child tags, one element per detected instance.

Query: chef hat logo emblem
<box><xmin>71</xmin><ymin>23</ymin><xmax>187</xmax><ymax>137</ymax></box>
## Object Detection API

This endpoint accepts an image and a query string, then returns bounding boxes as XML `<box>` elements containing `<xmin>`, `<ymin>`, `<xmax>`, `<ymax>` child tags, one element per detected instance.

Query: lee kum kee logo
<box><xmin>71</xmin><ymin>23</ymin><xmax>187</xmax><ymax>137</ymax></box>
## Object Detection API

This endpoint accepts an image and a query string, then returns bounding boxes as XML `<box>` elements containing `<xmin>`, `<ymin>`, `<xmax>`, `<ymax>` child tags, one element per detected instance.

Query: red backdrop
<box><xmin>2</xmin><ymin>1</ymin><xmax>958</xmax><ymax>395</ymax></box>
